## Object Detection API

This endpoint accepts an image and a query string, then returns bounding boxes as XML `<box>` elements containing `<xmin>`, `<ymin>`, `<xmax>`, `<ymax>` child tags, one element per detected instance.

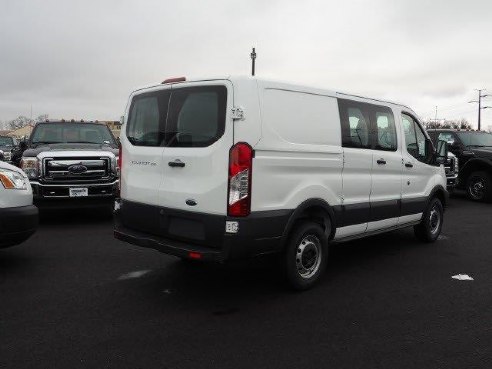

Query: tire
<box><xmin>414</xmin><ymin>197</ymin><xmax>444</xmax><ymax>243</ymax></box>
<box><xmin>466</xmin><ymin>171</ymin><xmax>492</xmax><ymax>202</ymax></box>
<box><xmin>284</xmin><ymin>221</ymin><xmax>329</xmax><ymax>291</ymax></box>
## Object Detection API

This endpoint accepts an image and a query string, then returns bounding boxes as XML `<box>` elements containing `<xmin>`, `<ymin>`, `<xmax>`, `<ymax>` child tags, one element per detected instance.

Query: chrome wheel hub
<box><xmin>469</xmin><ymin>178</ymin><xmax>485</xmax><ymax>199</ymax></box>
<box><xmin>295</xmin><ymin>235</ymin><xmax>322</xmax><ymax>279</ymax></box>
<box><xmin>429</xmin><ymin>205</ymin><xmax>441</xmax><ymax>235</ymax></box>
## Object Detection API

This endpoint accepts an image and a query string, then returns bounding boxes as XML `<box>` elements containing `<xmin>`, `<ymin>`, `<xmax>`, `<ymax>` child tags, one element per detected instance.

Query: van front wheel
<box><xmin>284</xmin><ymin>222</ymin><xmax>328</xmax><ymax>290</ymax></box>
<box><xmin>414</xmin><ymin>197</ymin><xmax>443</xmax><ymax>243</ymax></box>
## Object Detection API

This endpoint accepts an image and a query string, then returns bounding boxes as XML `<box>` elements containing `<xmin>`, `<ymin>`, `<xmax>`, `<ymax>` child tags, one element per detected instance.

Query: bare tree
<box><xmin>423</xmin><ymin>118</ymin><xmax>472</xmax><ymax>130</ymax></box>
<box><xmin>35</xmin><ymin>114</ymin><xmax>49</xmax><ymax>123</ymax></box>
<box><xmin>8</xmin><ymin>116</ymin><xmax>34</xmax><ymax>130</ymax></box>
<box><xmin>7</xmin><ymin>114</ymin><xmax>49</xmax><ymax>130</ymax></box>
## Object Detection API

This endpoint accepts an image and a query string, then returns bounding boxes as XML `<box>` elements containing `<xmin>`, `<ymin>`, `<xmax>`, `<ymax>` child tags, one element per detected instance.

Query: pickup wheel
<box><xmin>284</xmin><ymin>222</ymin><xmax>329</xmax><ymax>291</ymax></box>
<box><xmin>466</xmin><ymin>171</ymin><xmax>492</xmax><ymax>202</ymax></box>
<box><xmin>414</xmin><ymin>197</ymin><xmax>443</xmax><ymax>243</ymax></box>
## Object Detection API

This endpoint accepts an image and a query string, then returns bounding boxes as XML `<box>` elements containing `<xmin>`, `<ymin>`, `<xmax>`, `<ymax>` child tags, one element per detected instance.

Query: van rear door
<box><xmin>122</xmin><ymin>86</ymin><xmax>171</xmax><ymax>206</ymax></box>
<box><xmin>122</xmin><ymin>81</ymin><xmax>233</xmax><ymax>216</ymax></box>
<box><xmin>159</xmin><ymin>81</ymin><xmax>232</xmax><ymax>215</ymax></box>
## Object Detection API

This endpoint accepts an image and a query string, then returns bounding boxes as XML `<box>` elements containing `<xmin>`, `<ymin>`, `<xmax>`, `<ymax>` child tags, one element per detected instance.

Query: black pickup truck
<box><xmin>428</xmin><ymin>129</ymin><xmax>492</xmax><ymax>202</ymax></box>
<box><xmin>13</xmin><ymin>121</ymin><xmax>120</xmax><ymax>209</ymax></box>
<box><xmin>0</xmin><ymin>136</ymin><xmax>16</xmax><ymax>163</ymax></box>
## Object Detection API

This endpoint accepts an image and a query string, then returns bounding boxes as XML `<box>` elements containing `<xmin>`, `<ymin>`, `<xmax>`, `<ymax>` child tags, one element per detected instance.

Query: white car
<box><xmin>0</xmin><ymin>161</ymin><xmax>38</xmax><ymax>248</ymax></box>
<box><xmin>114</xmin><ymin>76</ymin><xmax>448</xmax><ymax>289</ymax></box>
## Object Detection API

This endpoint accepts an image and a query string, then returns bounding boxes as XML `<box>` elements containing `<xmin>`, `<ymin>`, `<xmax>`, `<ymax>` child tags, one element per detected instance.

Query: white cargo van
<box><xmin>114</xmin><ymin>76</ymin><xmax>448</xmax><ymax>289</ymax></box>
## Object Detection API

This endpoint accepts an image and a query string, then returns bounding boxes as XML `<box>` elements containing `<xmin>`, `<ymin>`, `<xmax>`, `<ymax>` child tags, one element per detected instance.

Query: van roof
<box><xmin>132</xmin><ymin>75</ymin><xmax>414</xmax><ymax>112</ymax></box>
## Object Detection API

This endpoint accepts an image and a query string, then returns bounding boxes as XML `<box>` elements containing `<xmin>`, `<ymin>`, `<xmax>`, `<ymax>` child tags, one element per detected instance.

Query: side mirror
<box><xmin>18</xmin><ymin>140</ymin><xmax>27</xmax><ymax>151</ymax></box>
<box><xmin>436</xmin><ymin>140</ymin><xmax>448</xmax><ymax>164</ymax></box>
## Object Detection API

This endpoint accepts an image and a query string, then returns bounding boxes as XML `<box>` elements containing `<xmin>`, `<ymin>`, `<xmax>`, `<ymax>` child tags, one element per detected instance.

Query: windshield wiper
<box><xmin>66</xmin><ymin>141</ymin><xmax>101</xmax><ymax>144</ymax></box>
<box><xmin>32</xmin><ymin>141</ymin><xmax>56</xmax><ymax>147</ymax></box>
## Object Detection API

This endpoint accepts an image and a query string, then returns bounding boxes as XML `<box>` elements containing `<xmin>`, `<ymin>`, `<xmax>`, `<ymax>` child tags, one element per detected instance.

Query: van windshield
<box><xmin>126</xmin><ymin>86</ymin><xmax>227</xmax><ymax>147</ymax></box>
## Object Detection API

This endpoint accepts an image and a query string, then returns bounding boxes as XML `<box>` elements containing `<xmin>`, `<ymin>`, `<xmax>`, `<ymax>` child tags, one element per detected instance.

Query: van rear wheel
<box><xmin>414</xmin><ymin>197</ymin><xmax>443</xmax><ymax>243</ymax></box>
<box><xmin>284</xmin><ymin>222</ymin><xmax>328</xmax><ymax>290</ymax></box>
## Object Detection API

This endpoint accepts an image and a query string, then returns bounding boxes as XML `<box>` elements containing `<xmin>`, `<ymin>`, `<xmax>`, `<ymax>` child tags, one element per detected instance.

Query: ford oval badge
<box><xmin>186</xmin><ymin>199</ymin><xmax>197</xmax><ymax>206</ymax></box>
<box><xmin>68</xmin><ymin>164</ymin><xmax>88</xmax><ymax>174</ymax></box>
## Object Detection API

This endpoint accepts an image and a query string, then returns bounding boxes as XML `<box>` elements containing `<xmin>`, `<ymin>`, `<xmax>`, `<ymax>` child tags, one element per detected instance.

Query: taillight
<box><xmin>228</xmin><ymin>143</ymin><xmax>253</xmax><ymax>217</ymax></box>
<box><xmin>118</xmin><ymin>144</ymin><xmax>122</xmax><ymax>191</ymax></box>
<box><xmin>118</xmin><ymin>144</ymin><xmax>122</xmax><ymax>170</ymax></box>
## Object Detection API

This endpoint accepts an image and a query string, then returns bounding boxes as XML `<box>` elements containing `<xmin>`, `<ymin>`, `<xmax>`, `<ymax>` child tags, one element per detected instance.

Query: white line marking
<box><xmin>118</xmin><ymin>270</ymin><xmax>151</xmax><ymax>280</ymax></box>
<box><xmin>451</xmin><ymin>274</ymin><xmax>474</xmax><ymax>281</ymax></box>
<box><xmin>438</xmin><ymin>235</ymin><xmax>449</xmax><ymax>241</ymax></box>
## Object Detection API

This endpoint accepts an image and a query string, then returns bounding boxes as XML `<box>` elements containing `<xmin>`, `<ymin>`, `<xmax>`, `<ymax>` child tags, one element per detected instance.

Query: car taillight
<box><xmin>228</xmin><ymin>143</ymin><xmax>252</xmax><ymax>217</ymax></box>
<box><xmin>118</xmin><ymin>145</ymin><xmax>122</xmax><ymax>169</ymax></box>
<box><xmin>118</xmin><ymin>144</ymin><xmax>122</xmax><ymax>191</ymax></box>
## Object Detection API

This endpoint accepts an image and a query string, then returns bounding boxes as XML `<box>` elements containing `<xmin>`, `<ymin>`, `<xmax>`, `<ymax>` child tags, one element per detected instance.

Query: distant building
<box><xmin>7</xmin><ymin>125</ymin><xmax>35</xmax><ymax>139</ymax></box>
<box><xmin>99</xmin><ymin>120</ymin><xmax>122</xmax><ymax>138</ymax></box>
<box><xmin>0</xmin><ymin>130</ymin><xmax>12</xmax><ymax>136</ymax></box>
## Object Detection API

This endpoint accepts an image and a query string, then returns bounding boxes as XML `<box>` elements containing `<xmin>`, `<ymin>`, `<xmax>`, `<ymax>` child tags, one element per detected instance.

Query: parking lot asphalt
<box><xmin>1</xmin><ymin>195</ymin><xmax>492</xmax><ymax>369</ymax></box>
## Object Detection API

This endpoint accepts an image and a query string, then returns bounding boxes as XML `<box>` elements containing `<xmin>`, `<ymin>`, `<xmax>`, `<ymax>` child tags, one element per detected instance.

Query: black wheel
<box><xmin>284</xmin><ymin>221</ymin><xmax>329</xmax><ymax>290</ymax></box>
<box><xmin>414</xmin><ymin>197</ymin><xmax>444</xmax><ymax>243</ymax></box>
<box><xmin>466</xmin><ymin>171</ymin><xmax>492</xmax><ymax>202</ymax></box>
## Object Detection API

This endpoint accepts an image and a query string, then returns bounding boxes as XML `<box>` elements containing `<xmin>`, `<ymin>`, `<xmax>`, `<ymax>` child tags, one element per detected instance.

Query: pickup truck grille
<box><xmin>43</xmin><ymin>157</ymin><xmax>111</xmax><ymax>182</ymax></box>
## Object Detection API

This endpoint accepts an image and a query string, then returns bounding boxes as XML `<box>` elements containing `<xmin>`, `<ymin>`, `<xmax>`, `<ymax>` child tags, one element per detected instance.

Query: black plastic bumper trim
<box><xmin>0</xmin><ymin>205</ymin><xmax>38</xmax><ymax>247</ymax></box>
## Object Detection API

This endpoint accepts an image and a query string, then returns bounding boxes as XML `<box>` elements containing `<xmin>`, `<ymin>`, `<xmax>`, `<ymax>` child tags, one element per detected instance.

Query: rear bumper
<box><xmin>113</xmin><ymin>199</ymin><xmax>291</xmax><ymax>261</ymax></box>
<box><xmin>0</xmin><ymin>205</ymin><xmax>38</xmax><ymax>248</ymax></box>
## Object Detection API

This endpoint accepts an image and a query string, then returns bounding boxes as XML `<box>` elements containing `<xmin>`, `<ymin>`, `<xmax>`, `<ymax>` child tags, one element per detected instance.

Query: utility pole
<box><xmin>469</xmin><ymin>89</ymin><xmax>491</xmax><ymax>131</ymax></box>
<box><xmin>250</xmin><ymin>47</ymin><xmax>256</xmax><ymax>76</ymax></box>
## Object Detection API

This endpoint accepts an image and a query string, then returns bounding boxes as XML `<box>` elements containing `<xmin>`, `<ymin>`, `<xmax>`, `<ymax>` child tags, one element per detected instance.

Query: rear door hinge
<box><xmin>232</xmin><ymin>107</ymin><xmax>245</xmax><ymax>121</ymax></box>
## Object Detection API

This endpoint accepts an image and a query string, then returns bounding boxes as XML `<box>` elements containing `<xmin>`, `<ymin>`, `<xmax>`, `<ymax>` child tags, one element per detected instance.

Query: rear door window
<box><xmin>166</xmin><ymin>86</ymin><xmax>227</xmax><ymax>147</ymax></box>
<box><xmin>127</xmin><ymin>92</ymin><xmax>169</xmax><ymax>147</ymax></box>
<box><xmin>126</xmin><ymin>86</ymin><xmax>226</xmax><ymax>148</ymax></box>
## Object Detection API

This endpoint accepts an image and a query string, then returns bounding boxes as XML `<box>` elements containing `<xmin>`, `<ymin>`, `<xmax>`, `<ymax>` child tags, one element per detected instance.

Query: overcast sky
<box><xmin>1</xmin><ymin>0</ymin><xmax>492</xmax><ymax>128</ymax></box>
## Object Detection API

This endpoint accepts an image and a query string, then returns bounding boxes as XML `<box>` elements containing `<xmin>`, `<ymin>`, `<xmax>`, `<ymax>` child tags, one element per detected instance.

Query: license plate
<box><xmin>69</xmin><ymin>188</ymin><xmax>88</xmax><ymax>197</ymax></box>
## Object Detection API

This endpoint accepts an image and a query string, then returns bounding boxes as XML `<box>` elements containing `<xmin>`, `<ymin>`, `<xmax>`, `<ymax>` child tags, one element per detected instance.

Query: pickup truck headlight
<box><xmin>0</xmin><ymin>169</ymin><xmax>28</xmax><ymax>190</ymax></box>
<box><xmin>20</xmin><ymin>158</ymin><xmax>39</xmax><ymax>179</ymax></box>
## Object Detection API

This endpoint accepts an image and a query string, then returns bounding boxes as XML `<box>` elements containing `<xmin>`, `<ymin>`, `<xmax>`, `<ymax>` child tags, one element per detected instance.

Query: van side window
<box><xmin>374</xmin><ymin>110</ymin><xmax>397</xmax><ymax>151</ymax></box>
<box><xmin>339</xmin><ymin>100</ymin><xmax>371</xmax><ymax>149</ymax></box>
<box><xmin>338</xmin><ymin>99</ymin><xmax>396</xmax><ymax>151</ymax></box>
<box><xmin>402</xmin><ymin>113</ymin><xmax>428</xmax><ymax>162</ymax></box>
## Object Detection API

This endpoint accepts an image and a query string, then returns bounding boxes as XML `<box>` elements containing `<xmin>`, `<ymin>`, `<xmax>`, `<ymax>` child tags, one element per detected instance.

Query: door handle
<box><xmin>168</xmin><ymin>159</ymin><xmax>185</xmax><ymax>168</ymax></box>
<box><xmin>405</xmin><ymin>162</ymin><xmax>413</xmax><ymax>168</ymax></box>
<box><xmin>376</xmin><ymin>159</ymin><xmax>386</xmax><ymax>165</ymax></box>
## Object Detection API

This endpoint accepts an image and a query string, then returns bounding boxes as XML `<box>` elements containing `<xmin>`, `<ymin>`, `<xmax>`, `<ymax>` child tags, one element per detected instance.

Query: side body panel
<box><xmin>252</xmin><ymin>82</ymin><xmax>343</xmax><ymax>214</ymax></box>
